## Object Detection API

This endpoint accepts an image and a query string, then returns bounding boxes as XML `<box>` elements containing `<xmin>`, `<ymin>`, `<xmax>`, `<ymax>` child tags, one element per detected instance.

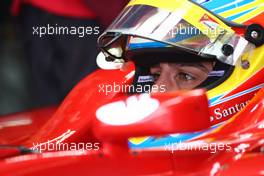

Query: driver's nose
<box><xmin>151</xmin><ymin>63</ymin><xmax>180</xmax><ymax>93</ymax></box>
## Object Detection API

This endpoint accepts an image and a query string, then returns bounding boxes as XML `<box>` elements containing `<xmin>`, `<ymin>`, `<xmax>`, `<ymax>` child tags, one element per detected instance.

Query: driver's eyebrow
<box><xmin>177</xmin><ymin>63</ymin><xmax>211</xmax><ymax>73</ymax></box>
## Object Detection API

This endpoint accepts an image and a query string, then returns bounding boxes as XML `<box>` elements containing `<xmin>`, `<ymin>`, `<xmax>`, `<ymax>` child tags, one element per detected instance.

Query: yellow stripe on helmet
<box><xmin>234</xmin><ymin>7</ymin><xmax>264</xmax><ymax>23</ymax></box>
<box><xmin>219</xmin><ymin>0</ymin><xmax>264</xmax><ymax>23</ymax></box>
<box><xmin>127</xmin><ymin>0</ymin><xmax>234</xmax><ymax>42</ymax></box>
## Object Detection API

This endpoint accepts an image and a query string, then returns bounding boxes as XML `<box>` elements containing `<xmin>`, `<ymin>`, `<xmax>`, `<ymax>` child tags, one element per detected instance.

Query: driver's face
<box><xmin>150</xmin><ymin>62</ymin><xmax>213</xmax><ymax>92</ymax></box>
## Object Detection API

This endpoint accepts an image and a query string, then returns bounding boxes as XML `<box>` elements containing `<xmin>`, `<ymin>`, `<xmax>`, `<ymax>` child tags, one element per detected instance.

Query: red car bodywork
<box><xmin>0</xmin><ymin>62</ymin><xmax>264</xmax><ymax>176</ymax></box>
<box><xmin>0</xmin><ymin>10</ymin><xmax>264</xmax><ymax>176</ymax></box>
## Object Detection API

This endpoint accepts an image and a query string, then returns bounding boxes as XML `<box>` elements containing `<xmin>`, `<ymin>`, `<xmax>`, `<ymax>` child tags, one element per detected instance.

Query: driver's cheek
<box><xmin>178</xmin><ymin>80</ymin><xmax>204</xmax><ymax>90</ymax></box>
<box><xmin>153</xmin><ymin>73</ymin><xmax>180</xmax><ymax>92</ymax></box>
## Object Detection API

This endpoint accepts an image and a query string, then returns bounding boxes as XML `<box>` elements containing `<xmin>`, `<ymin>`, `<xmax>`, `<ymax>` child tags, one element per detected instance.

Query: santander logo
<box><xmin>96</xmin><ymin>94</ymin><xmax>160</xmax><ymax>126</ymax></box>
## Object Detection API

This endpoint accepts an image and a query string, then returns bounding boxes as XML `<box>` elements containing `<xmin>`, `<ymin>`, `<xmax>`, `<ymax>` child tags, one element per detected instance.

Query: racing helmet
<box><xmin>97</xmin><ymin>0</ymin><xmax>264</xmax><ymax>125</ymax></box>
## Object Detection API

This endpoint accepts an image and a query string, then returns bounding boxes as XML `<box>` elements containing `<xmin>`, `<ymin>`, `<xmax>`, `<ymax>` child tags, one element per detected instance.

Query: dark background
<box><xmin>0</xmin><ymin>1</ymin><xmax>129</xmax><ymax>115</ymax></box>
<box><xmin>0</xmin><ymin>1</ymin><xmax>33</xmax><ymax>115</ymax></box>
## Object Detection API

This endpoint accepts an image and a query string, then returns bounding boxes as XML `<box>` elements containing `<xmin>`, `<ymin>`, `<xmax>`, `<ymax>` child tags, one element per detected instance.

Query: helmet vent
<box><xmin>245</xmin><ymin>24</ymin><xmax>264</xmax><ymax>47</ymax></box>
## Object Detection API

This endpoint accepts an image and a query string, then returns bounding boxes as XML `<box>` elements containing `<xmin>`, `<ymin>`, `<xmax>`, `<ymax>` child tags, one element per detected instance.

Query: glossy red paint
<box><xmin>21</xmin><ymin>62</ymin><xmax>136</xmax><ymax>148</ymax></box>
<box><xmin>0</xmin><ymin>106</ymin><xmax>57</xmax><ymax>145</ymax></box>
<box><xmin>93</xmin><ymin>89</ymin><xmax>211</xmax><ymax>142</ymax></box>
<box><xmin>1</xmin><ymin>10</ymin><xmax>264</xmax><ymax>172</ymax></box>
<box><xmin>0</xmin><ymin>67</ymin><xmax>264</xmax><ymax>175</ymax></box>
<box><xmin>210</xmin><ymin>68</ymin><xmax>264</xmax><ymax>125</ymax></box>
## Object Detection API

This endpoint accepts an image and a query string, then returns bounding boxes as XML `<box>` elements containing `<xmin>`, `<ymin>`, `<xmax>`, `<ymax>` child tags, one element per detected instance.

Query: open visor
<box><xmin>98</xmin><ymin>2</ymin><xmax>254</xmax><ymax>65</ymax></box>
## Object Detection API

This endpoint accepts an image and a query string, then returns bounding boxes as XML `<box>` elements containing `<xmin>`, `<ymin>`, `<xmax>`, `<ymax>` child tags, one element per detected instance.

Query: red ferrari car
<box><xmin>0</xmin><ymin>0</ymin><xmax>264</xmax><ymax>175</ymax></box>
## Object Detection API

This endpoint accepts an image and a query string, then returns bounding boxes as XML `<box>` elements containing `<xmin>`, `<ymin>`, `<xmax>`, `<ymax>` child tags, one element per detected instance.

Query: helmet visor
<box><xmin>98</xmin><ymin>1</ymin><xmax>253</xmax><ymax>65</ymax></box>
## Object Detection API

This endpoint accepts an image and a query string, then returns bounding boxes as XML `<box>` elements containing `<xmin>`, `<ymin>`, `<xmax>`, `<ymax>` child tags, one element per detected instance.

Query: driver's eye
<box><xmin>177</xmin><ymin>72</ymin><xmax>196</xmax><ymax>81</ymax></box>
